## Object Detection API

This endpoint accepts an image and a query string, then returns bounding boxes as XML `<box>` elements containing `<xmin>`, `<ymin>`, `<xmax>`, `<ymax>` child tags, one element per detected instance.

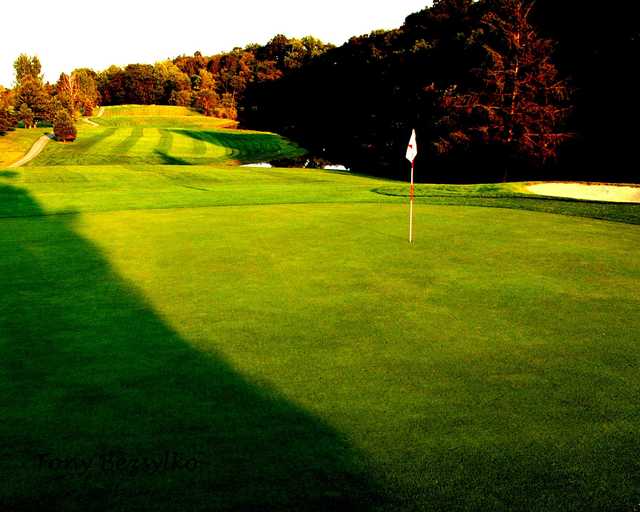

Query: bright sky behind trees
<box><xmin>1</xmin><ymin>0</ymin><xmax>430</xmax><ymax>86</ymax></box>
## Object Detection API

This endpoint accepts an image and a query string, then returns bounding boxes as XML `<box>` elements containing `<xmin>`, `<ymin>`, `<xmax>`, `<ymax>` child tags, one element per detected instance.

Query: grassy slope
<box><xmin>0</xmin><ymin>128</ymin><xmax>48</xmax><ymax>168</ymax></box>
<box><xmin>101</xmin><ymin>105</ymin><xmax>206</xmax><ymax>117</ymax></box>
<box><xmin>96</xmin><ymin>105</ymin><xmax>237</xmax><ymax>129</ymax></box>
<box><xmin>1</xmin><ymin>107</ymin><xmax>639</xmax><ymax>511</ymax></box>
<box><xmin>29</xmin><ymin>106</ymin><xmax>305</xmax><ymax>166</ymax></box>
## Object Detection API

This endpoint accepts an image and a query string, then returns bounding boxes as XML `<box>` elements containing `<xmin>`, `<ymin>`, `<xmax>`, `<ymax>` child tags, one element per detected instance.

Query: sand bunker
<box><xmin>527</xmin><ymin>182</ymin><xmax>640</xmax><ymax>203</ymax></box>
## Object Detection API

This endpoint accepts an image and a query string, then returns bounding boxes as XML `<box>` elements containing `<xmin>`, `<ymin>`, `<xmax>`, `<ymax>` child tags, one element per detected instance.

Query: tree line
<box><xmin>97</xmin><ymin>35</ymin><xmax>331</xmax><ymax>119</ymax></box>
<box><xmin>0</xmin><ymin>35</ymin><xmax>332</xmax><ymax>133</ymax></box>
<box><xmin>241</xmin><ymin>0</ymin><xmax>639</xmax><ymax>183</ymax></box>
<box><xmin>2</xmin><ymin>0</ymin><xmax>638</xmax><ymax>182</ymax></box>
<box><xmin>0</xmin><ymin>55</ymin><xmax>96</xmax><ymax>140</ymax></box>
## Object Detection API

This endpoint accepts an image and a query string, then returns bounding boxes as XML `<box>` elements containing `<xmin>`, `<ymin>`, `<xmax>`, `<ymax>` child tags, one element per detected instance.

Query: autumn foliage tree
<box><xmin>194</xmin><ymin>88</ymin><xmax>219</xmax><ymax>116</ymax></box>
<box><xmin>14</xmin><ymin>55</ymin><xmax>51</xmax><ymax>128</ymax></box>
<box><xmin>18</xmin><ymin>104</ymin><xmax>35</xmax><ymax>129</ymax></box>
<box><xmin>0</xmin><ymin>87</ymin><xmax>16</xmax><ymax>132</ymax></box>
<box><xmin>155</xmin><ymin>60</ymin><xmax>191</xmax><ymax>104</ymax></box>
<box><xmin>73</xmin><ymin>68</ymin><xmax>100</xmax><ymax>115</ymax></box>
<box><xmin>13</xmin><ymin>54</ymin><xmax>43</xmax><ymax>85</ymax></box>
<box><xmin>93</xmin><ymin>37</ymin><xmax>333</xmax><ymax>119</ymax></box>
<box><xmin>53</xmin><ymin>109</ymin><xmax>76</xmax><ymax>142</ymax></box>
<box><xmin>436</xmin><ymin>0</ymin><xmax>572</xmax><ymax>175</ymax></box>
<box><xmin>56</xmin><ymin>72</ymin><xmax>80</xmax><ymax>116</ymax></box>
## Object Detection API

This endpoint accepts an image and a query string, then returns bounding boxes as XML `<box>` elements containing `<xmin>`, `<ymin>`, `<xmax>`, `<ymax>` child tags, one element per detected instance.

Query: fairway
<box><xmin>1</xmin><ymin>107</ymin><xmax>639</xmax><ymax>511</ymax></box>
<box><xmin>28</xmin><ymin>105</ymin><xmax>305</xmax><ymax>166</ymax></box>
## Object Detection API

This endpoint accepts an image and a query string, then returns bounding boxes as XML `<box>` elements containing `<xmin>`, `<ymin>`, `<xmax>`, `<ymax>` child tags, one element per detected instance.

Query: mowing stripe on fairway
<box><xmin>192</xmin><ymin>135</ymin><xmax>207</xmax><ymax>156</ymax></box>
<box><xmin>114</xmin><ymin>127</ymin><xmax>144</xmax><ymax>155</ymax></box>
<box><xmin>75</xmin><ymin>126</ymin><xmax>120</xmax><ymax>153</ymax></box>
<box><xmin>156</xmin><ymin>129</ymin><xmax>174</xmax><ymax>154</ymax></box>
<box><xmin>28</xmin><ymin>109</ymin><xmax>305</xmax><ymax>167</ymax></box>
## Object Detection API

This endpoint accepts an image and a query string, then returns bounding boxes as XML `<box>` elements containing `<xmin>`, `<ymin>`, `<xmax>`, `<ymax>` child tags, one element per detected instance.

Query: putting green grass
<box><xmin>29</xmin><ymin>106</ymin><xmax>305</xmax><ymax>166</ymax></box>
<box><xmin>1</xmin><ymin>107</ymin><xmax>639</xmax><ymax>511</ymax></box>
<box><xmin>0</xmin><ymin>127</ymin><xmax>48</xmax><ymax>168</ymax></box>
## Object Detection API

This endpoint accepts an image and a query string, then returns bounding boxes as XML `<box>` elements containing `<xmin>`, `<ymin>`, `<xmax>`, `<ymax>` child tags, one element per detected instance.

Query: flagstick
<box><xmin>405</xmin><ymin>129</ymin><xmax>418</xmax><ymax>244</ymax></box>
<box><xmin>409</xmin><ymin>159</ymin><xmax>415</xmax><ymax>244</ymax></box>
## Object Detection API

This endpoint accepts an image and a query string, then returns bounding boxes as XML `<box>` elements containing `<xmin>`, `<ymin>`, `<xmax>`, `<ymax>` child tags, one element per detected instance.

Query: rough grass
<box><xmin>0</xmin><ymin>128</ymin><xmax>48</xmax><ymax>168</ymax></box>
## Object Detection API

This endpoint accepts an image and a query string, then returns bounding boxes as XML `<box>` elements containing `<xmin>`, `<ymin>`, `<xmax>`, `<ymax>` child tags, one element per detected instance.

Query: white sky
<box><xmin>1</xmin><ymin>0</ymin><xmax>430</xmax><ymax>87</ymax></box>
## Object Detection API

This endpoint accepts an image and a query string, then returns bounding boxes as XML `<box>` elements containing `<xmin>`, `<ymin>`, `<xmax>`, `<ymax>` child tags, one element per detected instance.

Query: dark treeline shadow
<box><xmin>239</xmin><ymin>0</ymin><xmax>640</xmax><ymax>184</ymax></box>
<box><xmin>0</xmin><ymin>183</ymin><xmax>385</xmax><ymax>511</ymax></box>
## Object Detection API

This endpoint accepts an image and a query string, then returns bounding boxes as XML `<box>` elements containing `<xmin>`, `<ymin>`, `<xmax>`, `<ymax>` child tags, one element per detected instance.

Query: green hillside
<box><xmin>28</xmin><ymin>106</ymin><xmax>305</xmax><ymax>166</ymax></box>
<box><xmin>95</xmin><ymin>104</ymin><xmax>238</xmax><ymax>128</ymax></box>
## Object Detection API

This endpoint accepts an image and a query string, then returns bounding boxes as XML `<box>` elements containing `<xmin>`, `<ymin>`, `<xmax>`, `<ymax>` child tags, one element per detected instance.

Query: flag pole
<box><xmin>405</xmin><ymin>128</ymin><xmax>418</xmax><ymax>245</ymax></box>
<box><xmin>409</xmin><ymin>159</ymin><xmax>415</xmax><ymax>244</ymax></box>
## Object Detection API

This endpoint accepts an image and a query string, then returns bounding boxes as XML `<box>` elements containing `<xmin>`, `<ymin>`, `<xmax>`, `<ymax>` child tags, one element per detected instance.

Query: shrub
<box><xmin>53</xmin><ymin>110</ymin><xmax>77</xmax><ymax>142</ymax></box>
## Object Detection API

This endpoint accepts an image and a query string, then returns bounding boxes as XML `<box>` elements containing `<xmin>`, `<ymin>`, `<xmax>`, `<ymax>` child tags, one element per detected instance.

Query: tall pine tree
<box><xmin>13</xmin><ymin>54</ymin><xmax>51</xmax><ymax>128</ymax></box>
<box><xmin>436</xmin><ymin>0</ymin><xmax>572</xmax><ymax>177</ymax></box>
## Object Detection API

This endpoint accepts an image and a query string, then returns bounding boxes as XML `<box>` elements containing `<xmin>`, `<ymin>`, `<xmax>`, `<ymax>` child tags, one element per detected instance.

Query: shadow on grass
<box><xmin>171</xmin><ymin>129</ymin><xmax>304</xmax><ymax>164</ymax></box>
<box><xmin>153</xmin><ymin>150</ymin><xmax>190</xmax><ymax>166</ymax></box>
<box><xmin>156</xmin><ymin>129</ymin><xmax>174</xmax><ymax>155</ymax></box>
<box><xmin>0</xmin><ymin>183</ymin><xmax>384</xmax><ymax>511</ymax></box>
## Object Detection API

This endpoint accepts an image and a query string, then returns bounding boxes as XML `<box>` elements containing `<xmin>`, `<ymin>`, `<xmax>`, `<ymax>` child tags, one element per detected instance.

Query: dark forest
<box><xmin>2</xmin><ymin>0</ymin><xmax>638</xmax><ymax>183</ymax></box>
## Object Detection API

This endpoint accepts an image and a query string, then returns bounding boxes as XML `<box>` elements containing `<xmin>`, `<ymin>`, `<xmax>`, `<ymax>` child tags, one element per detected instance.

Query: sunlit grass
<box><xmin>101</xmin><ymin>105</ymin><xmax>204</xmax><ymax>117</ymax></box>
<box><xmin>29</xmin><ymin>106</ymin><xmax>305</xmax><ymax>167</ymax></box>
<box><xmin>0</xmin><ymin>128</ymin><xmax>47</xmax><ymax>168</ymax></box>
<box><xmin>95</xmin><ymin>105</ymin><xmax>237</xmax><ymax>129</ymax></box>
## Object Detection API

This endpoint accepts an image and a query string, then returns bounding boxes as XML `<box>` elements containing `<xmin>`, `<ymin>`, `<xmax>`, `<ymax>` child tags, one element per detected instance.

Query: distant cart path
<box><xmin>8</xmin><ymin>134</ymin><xmax>54</xmax><ymax>168</ymax></box>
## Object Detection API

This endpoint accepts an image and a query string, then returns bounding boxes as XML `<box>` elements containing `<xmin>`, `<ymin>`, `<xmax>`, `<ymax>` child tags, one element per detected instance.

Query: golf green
<box><xmin>1</xmin><ymin>107</ymin><xmax>638</xmax><ymax>511</ymax></box>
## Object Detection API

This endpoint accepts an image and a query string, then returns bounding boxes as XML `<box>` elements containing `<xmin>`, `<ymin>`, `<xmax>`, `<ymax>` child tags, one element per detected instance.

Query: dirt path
<box><xmin>82</xmin><ymin>106</ymin><xmax>104</xmax><ymax>127</ymax></box>
<box><xmin>83</xmin><ymin>117</ymin><xmax>100</xmax><ymax>127</ymax></box>
<box><xmin>8</xmin><ymin>134</ymin><xmax>54</xmax><ymax>168</ymax></box>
